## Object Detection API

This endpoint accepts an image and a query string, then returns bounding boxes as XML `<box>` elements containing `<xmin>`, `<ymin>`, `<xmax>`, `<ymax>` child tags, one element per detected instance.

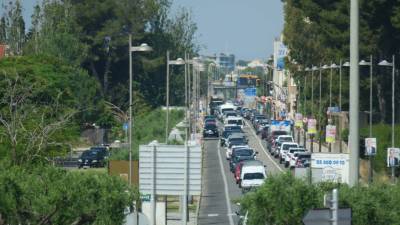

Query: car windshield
<box><xmin>273</xmin><ymin>131</ymin><xmax>289</xmax><ymax>136</ymax></box>
<box><xmin>81</xmin><ymin>151</ymin><xmax>98</xmax><ymax>157</ymax></box>
<box><xmin>205</xmin><ymin>124</ymin><xmax>217</xmax><ymax>129</ymax></box>
<box><xmin>279</xmin><ymin>137</ymin><xmax>293</xmax><ymax>142</ymax></box>
<box><xmin>229</xmin><ymin>126</ymin><xmax>241</xmax><ymax>131</ymax></box>
<box><xmin>299</xmin><ymin>155</ymin><xmax>311</xmax><ymax>159</ymax></box>
<box><xmin>222</xmin><ymin>108</ymin><xmax>234</xmax><ymax>113</ymax></box>
<box><xmin>230</xmin><ymin>140</ymin><xmax>246</xmax><ymax>146</ymax></box>
<box><xmin>223</xmin><ymin>131</ymin><xmax>232</xmax><ymax>138</ymax></box>
<box><xmin>243</xmin><ymin>173</ymin><xmax>264</xmax><ymax>180</ymax></box>
<box><xmin>290</xmin><ymin>149</ymin><xmax>305</xmax><ymax>153</ymax></box>
<box><xmin>230</xmin><ymin>138</ymin><xmax>244</xmax><ymax>142</ymax></box>
<box><xmin>235</xmin><ymin>150</ymin><xmax>253</xmax><ymax>156</ymax></box>
<box><xmin>283</xmin><ymin>144</ymin><xmax>298</xmax><ymax>150</ymax></box>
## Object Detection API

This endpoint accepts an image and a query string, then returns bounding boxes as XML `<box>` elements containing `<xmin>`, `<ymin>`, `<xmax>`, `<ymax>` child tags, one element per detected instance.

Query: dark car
<box><xmin>203</xmin><ymin>123</ymin><xmax>219</xmax><ymax>138</ymax></box>
<box><xmin>229</xmin><ymin>149</ymin><xmax>256</xmax><ymax>172</ymax></box>
<box><xmin>78</xmin><ymin>149</ymin><xmax>107</xmax><ymax>168</ymax></box>
<box><xmin>221</xmin><ymin>129</ymin><xmax>242</xmax><ymax>146</ymax></box>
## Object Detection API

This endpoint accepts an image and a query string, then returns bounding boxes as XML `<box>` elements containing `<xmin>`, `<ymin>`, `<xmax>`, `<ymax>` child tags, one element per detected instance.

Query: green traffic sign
<box><xmin>140</xmin><ymin>194</ymin><xmax>151</xmax><ymax>202</ymax></box>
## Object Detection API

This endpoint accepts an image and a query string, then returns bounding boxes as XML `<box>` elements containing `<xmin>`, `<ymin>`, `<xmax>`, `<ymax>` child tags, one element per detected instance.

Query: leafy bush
<box><xmin>241</xmin><ymin>173</ymin><xmax>400</xmax><ymax>225</ymax></box>
<box><xmin>0</xmin><ymin>165</ymin><xmax>136</xmax><ymax>225</ymax></box>
<box><xmin>109</xmin><ymin>108</ymin><xmax>184</xmax><ymax>161</ymax></box>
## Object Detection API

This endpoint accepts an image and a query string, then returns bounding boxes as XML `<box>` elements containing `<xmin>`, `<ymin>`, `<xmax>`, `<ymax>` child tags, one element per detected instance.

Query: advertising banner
<box><xmin>274</xmin><ymin>41</ymin><xmax>288</xmax><ymax>71</ymax></box>
<box><xmin>307</xmin><ymin>119</ymin><xmax>317</xmax><ymax>134</ymax></box>
<box><xmin>295</xmin><ymin>113</ymin><xmax>303</xmax><ymax>128</ymax></box>
<box><xmin>311</xmin><ymin>153</ymin><xmax>349</xmax><ymax>183</ymax></box>
<box><xmin>365</xmin><ymin>138</ymin><xmax>377</xmax><ymax>156</ymax></box>
<box><xmin>325</xmin><ymin>125</ymin><xmax>336</xmax><ymax>143</ymax></box>
<box><xmin>270</xmin><ymin>120</ymin><xmax>291</xmax><ymax>133</ymax></box>
<box><xmin>387</xmin><ymin>147</ymin><xmax>400</xmax><ymax>167</ymax></box>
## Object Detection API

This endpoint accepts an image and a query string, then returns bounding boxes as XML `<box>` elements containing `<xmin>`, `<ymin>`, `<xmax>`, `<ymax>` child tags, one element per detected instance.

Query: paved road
<box><xmin>198</xmin><ymin>120</ymin><xmax>287</xmax><ymax>225</ymax></box>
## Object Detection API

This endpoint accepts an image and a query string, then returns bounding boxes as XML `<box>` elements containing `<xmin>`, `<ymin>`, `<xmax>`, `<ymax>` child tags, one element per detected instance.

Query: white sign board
<box><xmin>311</xmin><ymin>153</ymin><xmax>349</xmax><ymax>184</ymax></box>
<box><xmin>139</xmin><ymin>144</ymin><xmax>202</xmax><ymax>195</ymax></box>
<box><xmin>387</xmin><ymin>147</ymin><xmax>400</xmax><ymax>167</ymax></box>
<box><xmin>365</xmin><ymin>138</ymin><xmax>377</xmax><ymax>156</ymax></box>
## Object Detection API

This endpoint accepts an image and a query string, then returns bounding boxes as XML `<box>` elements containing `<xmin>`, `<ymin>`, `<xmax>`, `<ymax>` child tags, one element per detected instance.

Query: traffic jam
<box><xmin>203</xmin><ymin>98</ymin><xmax>311</xmax><ymax>193</ymax></box>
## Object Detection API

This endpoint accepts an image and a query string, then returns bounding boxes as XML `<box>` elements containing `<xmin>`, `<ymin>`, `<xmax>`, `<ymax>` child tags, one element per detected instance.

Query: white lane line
<box><xmin>244</xmin><ymin>120</ymin><xmax>284</xmax><ymax>172</ymax></box>
<box><xmin>217</xmin><ymin>140</ymin><xmax>235</xmax><ymax>225</ymax></box>
<box><xmin>207</xmin><ymin>213</ymin><xmax>219</xmax><ymax>217</ymax></box>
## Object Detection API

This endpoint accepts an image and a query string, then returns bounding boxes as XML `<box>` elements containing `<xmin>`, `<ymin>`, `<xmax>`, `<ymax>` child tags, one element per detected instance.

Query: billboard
<box><xmin>270</xmin><ymin>120</ymin><xmax>291</xmax><ymax>133</ymax></box>
<box><xmin>311</xmin><ymin>153</ymin><xmax>349</xmax><ymax>184</ymax></box>
<box><xmin>274</xmin><ymin>41</ymin><xmax>287</xmax><ymax>71</ymax></box>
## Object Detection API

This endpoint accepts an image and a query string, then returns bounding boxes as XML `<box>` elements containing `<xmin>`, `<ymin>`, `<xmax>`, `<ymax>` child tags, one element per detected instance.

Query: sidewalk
<box><xmin>294</xmin><ymin>128</ymin><xmax>348</xmax><ymax>153</ymax></box>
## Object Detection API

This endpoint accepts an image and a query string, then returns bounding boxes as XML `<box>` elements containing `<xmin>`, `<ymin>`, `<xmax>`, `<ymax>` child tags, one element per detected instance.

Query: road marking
<box><xmin>207</xmin><ymin>213</ymin><xmax>219</xmax><ymax>217</ymax></box>
<box><xmin>217</xmin><ymin>140</ymin><xmax>235</xmax><ymax>225</ymax></box>
<box><xmin>244</xmin><ymin>120</ymin><xmax>284</xmax><ymax>172</ymax></box>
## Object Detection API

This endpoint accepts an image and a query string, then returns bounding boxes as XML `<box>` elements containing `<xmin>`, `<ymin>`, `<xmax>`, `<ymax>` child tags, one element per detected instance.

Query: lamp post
<box><xmin>304</xmin><ymin>67</ymin><xmax>310</xmax><ymax>115</ymax></box>
<box><xmin>359</xmin><ymin>55</ymin><xmax>373</xmax><ymax>183</ymax></box>
<box><xmin>206</xmin><ymin>63</ymin><xmax>216</xmax><ymax>114</ymax></box>
<box><xmin>129</xmin><ymin>35</ymin><xmax>152</xmax><ymax>186</ymax></box>
<box><xmin>378</xmin><ymin>55</ymin><xmax>396</xmax><ymax>182</ymax></box>
<box><xmin>165</xmin><ymin>51</ymin><xmax>185</xmax><ymax>144</ymax></box>
<box><xmin>311</xmin><ymin>66</ymin><xmax>319</xmax><ymax>116</ymax></box>
<box><xmin>321</xmin><ymin>64</ymin><xmax>330</xmax><ymax>152</ymax></box>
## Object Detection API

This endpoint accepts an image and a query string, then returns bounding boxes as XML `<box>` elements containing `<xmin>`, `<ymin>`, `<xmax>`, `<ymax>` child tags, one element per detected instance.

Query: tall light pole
<box><xmin>304</xmin><ymin>67</ymin><xmax>310</xmax><ymax>115</ymax></box>
<box><xmin>321</xmin><ymin>64</ymin><xmax>330</xmax><ymax>152</ymax></box>
<box><xmin>378</xmin><ymin>55</ymin><xmax>396</xmax><ymax>182</ymax></box>
<box><xmin>312</xmin><ymin>66</ymin><xmax>319</xmax><ymax>116</ymax></box>
<box><xmin>359</xmin><ymin>55</ymin><xmax>373</xmax><ymax>183</ymax></box>
<box><xmin>349</xmin><ymin>0</ymin><xmax>360</xmax><ymax>187</ymax></box>
<box><xmin>330</xmin><ymin>63</ymin><xmax>340</xmax><ymax>108</ymax></box>
<box><xmin>165</xmin><ymin>51</ymin><xmax>185</xmax><ymax>144</ymax></box>
<box><xmin>129</xmin><ymin>35</ymin><xmax>152</xmax><ymax>186</ymax></box>
<box><xmin>207</xmin><ymin>63</ymin><xmax>216</xmax><ymax>115</ymax></box>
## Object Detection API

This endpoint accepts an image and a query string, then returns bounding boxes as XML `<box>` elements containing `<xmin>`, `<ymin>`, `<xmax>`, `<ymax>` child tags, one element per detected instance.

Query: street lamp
<box><xmin>129</xmin><ymin>36</ymin><xmax>153</xmax><ymax>186</ymax></box>
<box><xmin>165</xmin><ymin>50</ymin><xmax>185</xmax><ymax>144</ymax></box>
<box><xmin>304</xmin><ymin>67</ymin><xmax>310</xmax><ymax>114</ymax></box>
<box><xmin>359</xmin><ymin>56</ymin><xmax>373</xmax><ymax>137</ymax></box>
<box><xmin>311</xmin><ymin>66</ymin><xmax>318</xmax><ymax>116</ymax></box>
<box><xmin>378</xmin><ymin>55</ymin><xmax>396</xmax><ymax>182</ymax></box>
<box><xmin>329</xmin><ymin>63</ymin><xmax>340</xmax><ymax>108</ymax></box>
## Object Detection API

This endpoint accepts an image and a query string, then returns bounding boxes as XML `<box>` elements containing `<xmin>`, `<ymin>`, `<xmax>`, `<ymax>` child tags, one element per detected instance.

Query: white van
<box><xmin>218</xmin><ymin>103</ymin><xmax>236</xmax><ymax>120</ymax></box>
<box><xmin>240</xmin><ymin>160</ymin><xmax>266</xmax><ymax>193</ymax></box>
<box><xmin>224</xmin><ymin>116</ymin><xmax>244</xmax><ymax>129</ymax></box>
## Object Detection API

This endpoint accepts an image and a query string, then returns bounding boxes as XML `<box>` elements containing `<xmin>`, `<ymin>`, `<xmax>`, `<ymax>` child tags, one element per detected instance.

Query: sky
<box><xmin>171</xmin><ymin>0</ymin><xmax>284</xmax><ymax>61</ymax></box>
<box><xmin>18</xmin><ymin>0</ymin><xmax>284</xmax><ymax>61</ymax></box>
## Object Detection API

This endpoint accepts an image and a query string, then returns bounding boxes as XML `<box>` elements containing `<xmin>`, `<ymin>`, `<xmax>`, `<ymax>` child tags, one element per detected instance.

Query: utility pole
<box><xmin>349</xmin><ymin>0</ymin><xmax>360</xmax><ymax>187</ymax></box>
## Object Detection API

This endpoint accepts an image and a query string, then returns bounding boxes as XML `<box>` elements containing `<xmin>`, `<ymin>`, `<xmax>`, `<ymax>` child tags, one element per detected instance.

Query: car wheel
<box><xmin>285</xmin><ymin>162</ymin><xmax>289</xmax><ymax>168</ymax></box>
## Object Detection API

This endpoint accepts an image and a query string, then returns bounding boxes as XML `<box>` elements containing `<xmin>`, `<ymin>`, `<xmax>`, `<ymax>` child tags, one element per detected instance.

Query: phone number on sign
<box><xmin>315</xmin><ymin>160</ymin><xmax>345</xmax><ymax>166</ymax></box>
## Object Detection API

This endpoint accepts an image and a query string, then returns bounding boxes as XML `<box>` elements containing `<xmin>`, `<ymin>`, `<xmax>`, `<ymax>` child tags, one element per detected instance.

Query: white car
<box><xmin>284</xmin><ymin>147</ymin><xmax>306</xmax><ymax>168</ymax></box>
<box><xmin>279</xmin><ymin>142</ymin><xmax>299</xmax><ymax>164</ymax></box>
<box><xmin>240</xmin><ymin>160</ymin><xmax>266</xmax><ymax>193</ymax></box>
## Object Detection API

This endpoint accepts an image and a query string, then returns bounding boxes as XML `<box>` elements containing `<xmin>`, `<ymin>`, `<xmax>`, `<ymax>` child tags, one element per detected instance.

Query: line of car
<box><xmin>204</xmin><ymin>102</ymin><xmax>267</xmax><ymax>193</ymax></box>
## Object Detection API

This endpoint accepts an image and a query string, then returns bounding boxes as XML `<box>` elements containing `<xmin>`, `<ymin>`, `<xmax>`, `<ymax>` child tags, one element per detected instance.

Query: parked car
<box><xmin>279</xmin><ymin>142</ymin><xmax>299</xmax><ymax>164</ymax></box>
<box><xmin>240</xmin><ymin>160</ymin><xmax>266</xmax><ymax>193</ymax></box>
<box><xmin>284</xmin><ymin>147</ymin><xmax>306</xmax><ymax>168</ymax></box>
<box><xmin>203</xmin><ymin>123</ymin><xmax>219</xmax><ymax>138</ymax></box>
<box><xmin>78</xmin><ymin>149</ymin><xmax>107</xmax><ymax>168</ymax></box>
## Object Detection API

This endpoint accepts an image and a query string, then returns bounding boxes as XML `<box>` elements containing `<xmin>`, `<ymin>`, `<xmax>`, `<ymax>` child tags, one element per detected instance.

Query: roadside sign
<box><xmin>387</xmin><ymin>147</ymin><xmax>400</xmax><ymax>167</ymax></box>
<box><xmin>295</xmin><ymin>113</ymin><xmax>303</xmax><ymax>128</ymax></box>
<box><xmin>303</xmin><ymin>208</ymin><xmax>351</xmax><ymax>225</ymax></box>
<box><xmin>123</xmin><ymin>122</ymin><xmax>129</xmax><ymax>131</ymax></box>
<box><xmin>140</xmin><ymin>194</ymin><xmax>151</xmax><ymax>202</ymax></box>
<box><xmin>365</xmin><ymin>138</ymin><xmax>377</xmax><ymax>156</ymax></box>
<box><xmin>307</xmin><ymin>119</ymin><xmax>317</xmax><ymax>134</ymax></box>
<box><xmin>244</xmin><ymin>87</ymin><xmax>257</xmax><ymax>96</ymax></box>
<box><xmin>325</xmin><ymin>125</ymin><xmax>336</xmax><ymax>143</ymax></box>
<box><xmin>311</xmin><ymin>153</ymin><xmax>349</xmax><ymax>184</ymax></box>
